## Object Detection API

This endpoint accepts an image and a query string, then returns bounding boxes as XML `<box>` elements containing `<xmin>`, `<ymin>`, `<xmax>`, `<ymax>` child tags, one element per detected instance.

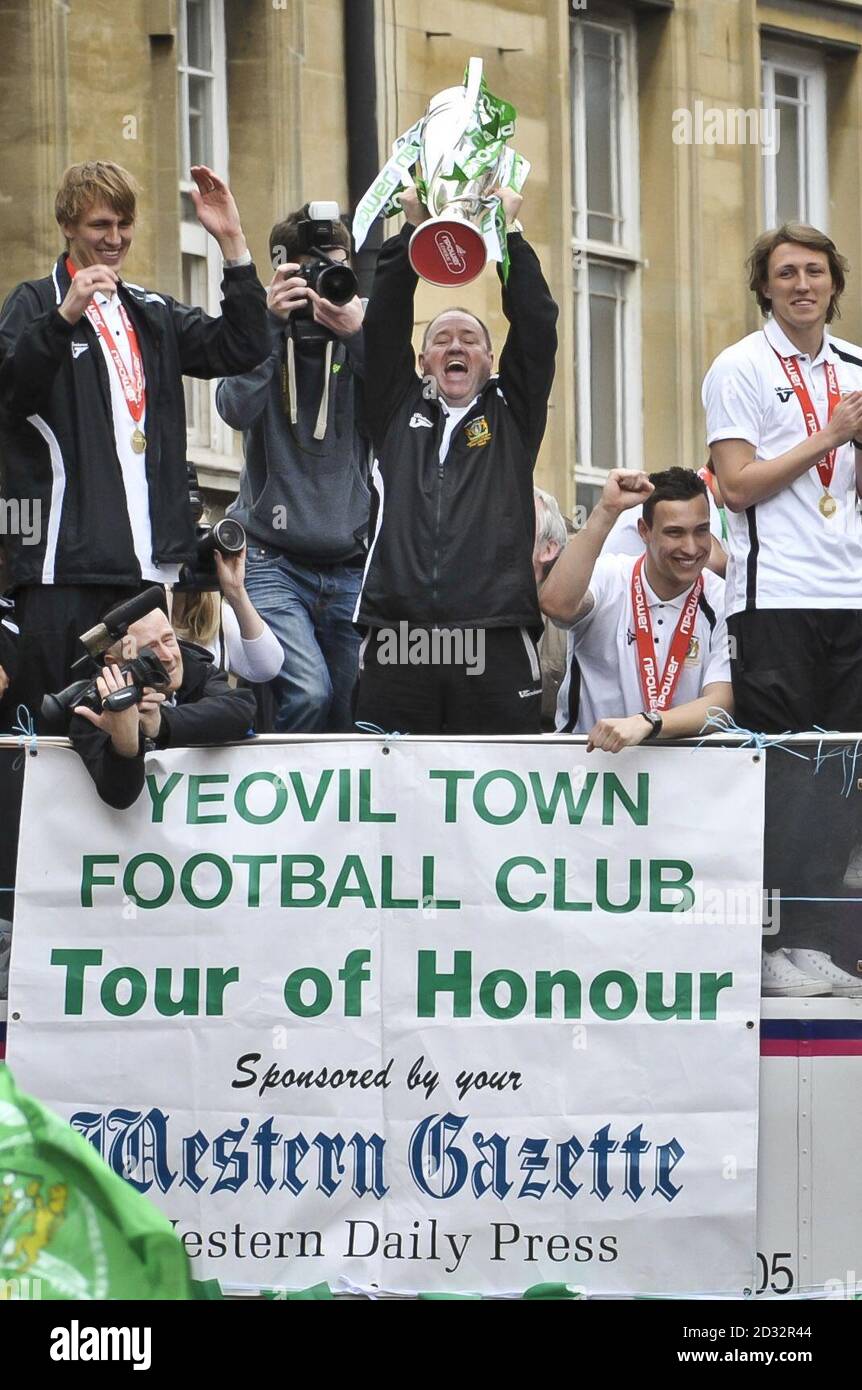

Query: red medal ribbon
<box><xmin>697</xmin><ymin>465</ymin><xmax>717</xmax><ymax>499</ymax></box>
<box><xmin>66</xmin><ymin>257</ymin><xmax>146</xmax><ymax>423</ymax></box>
<box><xmin>698</xmin><ymin>465</ymin><xmax>728</xmax><ymax>541</ymax></box>
<box><xmin>631</xmin><ymin>554</ymin><xmax>703</xmax><ymax>713</ymax></box>
<box><xmin>772</xmin><ymin>347</ymin><xmax>840</xmax><ymax>495</ymax></box>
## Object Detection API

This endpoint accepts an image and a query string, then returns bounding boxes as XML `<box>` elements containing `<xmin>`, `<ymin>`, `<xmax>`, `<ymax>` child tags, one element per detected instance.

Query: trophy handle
<box><xmin>463</xmin><ymin>56</ymin><xmax>484</xmax><ymax>111</ymax></box>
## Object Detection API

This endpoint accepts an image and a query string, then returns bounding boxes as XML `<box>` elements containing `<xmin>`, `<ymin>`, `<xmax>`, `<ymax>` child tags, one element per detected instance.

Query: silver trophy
<box><xmin>408</xmin><ymin>58</ymin><xmax>502</xmax><ymax>286</ymax></box>
<box><xmin>353</xmin><ymin>58</ymin><xmax>528</xmax><ymax>287</ymax></box>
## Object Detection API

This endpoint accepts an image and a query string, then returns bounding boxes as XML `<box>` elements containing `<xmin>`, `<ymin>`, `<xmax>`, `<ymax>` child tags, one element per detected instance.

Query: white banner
<box><xmin>8</xmin><ymin>739</ymin><xmax>764</xmax><ymax>1296</ymax></box>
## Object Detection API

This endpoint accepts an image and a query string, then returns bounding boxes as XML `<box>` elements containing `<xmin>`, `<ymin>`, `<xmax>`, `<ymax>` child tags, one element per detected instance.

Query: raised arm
<box><xmin>215</xmin><ymin>551</ymin><xmax>284</xmax><ymax>683</ymax></box>
<box><xmin>361</xmin><ymin>189</ymin><xmax>426</xmax><ymax>445</ymax></box>
<box><xmin>541</xmin><ymin>469</ymin><xmax>654</xmax><ymax>625</ymax></box>
<box><xmin>496</xmin><ymin>191</ymin><xmax>559</xmax><ymax>460</ymax></box>
<box><xmin>168</xmin><ymin>264</ymin><xmax>268</xmax><ymax>380</ymax></box>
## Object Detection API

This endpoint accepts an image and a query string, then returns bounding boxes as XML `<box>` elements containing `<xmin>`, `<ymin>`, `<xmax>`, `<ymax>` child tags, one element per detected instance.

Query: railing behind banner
<box><xmin>1</xmin><ymin>732</ymin><xmax>861</xmax><ymax>1296</ymax></box>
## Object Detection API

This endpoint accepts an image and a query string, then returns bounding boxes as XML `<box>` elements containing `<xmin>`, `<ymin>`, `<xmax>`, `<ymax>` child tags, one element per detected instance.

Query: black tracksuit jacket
<box><xmin>0</xmin><ymin>257</ymin><xmax>268</xmax><ymax>588</ymax></box>
<box><xmin>358</xmin><ymin>223</ymin><xmax>558</xmax><ymax>631</ymax></box>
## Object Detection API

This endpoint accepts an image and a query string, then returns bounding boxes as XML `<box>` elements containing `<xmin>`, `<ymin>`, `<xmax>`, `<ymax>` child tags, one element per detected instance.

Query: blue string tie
<box><xmin>697</xmin><ymin>710</ymin><xmax>861</xmax><ymax>797</ymax></box>
<box><xmin>695</xmin><ymin>707</ymin><xmax>810</xmax><ymax>760</ymax></box>
<box><xmin>811</xmin><ymin>730</ymin><xmax>862</xmax><ymax>799</ymax></box>
<box><xmin>11</xmin><ymin>705</ymin><xmax>37</xmax><ymax>772</ymax></box>
<box><xmin>354</xmin><ymin>721</ymin><xmax>405</xmax><ymax>742</ymax></box>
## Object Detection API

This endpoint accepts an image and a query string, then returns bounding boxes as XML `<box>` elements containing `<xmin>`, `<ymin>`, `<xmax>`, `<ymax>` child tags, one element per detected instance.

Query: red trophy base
<box><xmin>408</xmin><ymin>218</ymin><xmax>487</xmax><ymax>286</ymax></box>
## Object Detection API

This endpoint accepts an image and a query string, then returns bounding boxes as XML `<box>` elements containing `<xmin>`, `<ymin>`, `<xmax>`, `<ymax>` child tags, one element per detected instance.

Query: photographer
<box><xmin>172</xmin><ymin>547</ymin><xmax>283</xmax><ymax>682</ymax></box>
<box><xmin>215</xmin><ymin>202</ymin><xmax>370</xmax><ymax>733</ymax></box>
<box><xmin>68</xmin><ymin>598</ymin><xmax>256</xmax><ymax>809</ymax></box>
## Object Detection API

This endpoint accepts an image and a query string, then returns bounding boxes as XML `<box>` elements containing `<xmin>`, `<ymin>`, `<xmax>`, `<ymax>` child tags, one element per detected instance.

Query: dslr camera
<box><xmin>290</xmin><ymin>201</ymin><xmax>358</xmax><ymax>341</ymax></box>
<box><xmin>41</xmin><ymin>587</ymin><xmax>171</xmax><ymax>732</ymax></box>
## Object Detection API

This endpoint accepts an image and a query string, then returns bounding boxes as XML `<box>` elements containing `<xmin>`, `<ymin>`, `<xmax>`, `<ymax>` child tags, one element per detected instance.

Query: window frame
<box><xmin>761</xmin><ymin>41</ymin><xmax>828</xmax><ymax>231</ymax></box>
<box><xmin>177</xmin><ymin>0</ymin><xmax>236</xmax><ymax>463</ymax></box>
<box><xmin>570</xmin><ymin>11</ymin><xmax>643</xmax><ymax>487</ymax></box>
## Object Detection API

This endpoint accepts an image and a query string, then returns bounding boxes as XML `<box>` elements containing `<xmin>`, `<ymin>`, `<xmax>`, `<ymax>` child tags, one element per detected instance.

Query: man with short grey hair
<box><xmin>533</xmin><ymin>487</ymin><xmax>568</xmax><ymax>585</ymax></box>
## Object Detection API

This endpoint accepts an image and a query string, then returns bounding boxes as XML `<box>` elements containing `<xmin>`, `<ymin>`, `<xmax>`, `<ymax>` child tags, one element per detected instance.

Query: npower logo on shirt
<box><xmin>50</xmin><ymin>1321</ymin><xmax>152</xmax><ymax>1371</ymax></box>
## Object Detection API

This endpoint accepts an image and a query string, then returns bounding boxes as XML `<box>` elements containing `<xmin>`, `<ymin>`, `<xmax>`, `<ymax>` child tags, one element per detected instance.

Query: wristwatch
<box><xmin>640</xmin><ymin>710</ymin><xmax>663</xmax><ymax>740</ymax></box>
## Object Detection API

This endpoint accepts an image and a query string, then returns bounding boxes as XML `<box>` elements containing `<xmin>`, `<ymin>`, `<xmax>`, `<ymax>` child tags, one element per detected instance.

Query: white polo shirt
<box><xmin>554</xmin><ymin>554</ymin><xmax>731</xmax><ymax>733</ymax></box>
<box><xmin>702</xmin><ymin>316</ymin><xmax>862</xmax><ymax>616</ymax></box>
<box><xmin>93</xmin><ymin>291</ymin><xmax>179</xmax><ymax>586</ymax></box>
<box><xmin>601</xmin><ymin>488</ymin><xmax>726</xmax><ymax>557</ymax></box>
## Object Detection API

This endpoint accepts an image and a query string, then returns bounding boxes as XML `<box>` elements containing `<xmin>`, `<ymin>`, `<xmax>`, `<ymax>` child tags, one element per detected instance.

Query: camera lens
<box><xmin>212</xmin><ymin>517</ymin><xmax>246</xmax><ymax>554</ymax></box>
<box><xmin>316</xmin><ymin>262</ymin><xmax>358</xmax><ymax>306</ymax></box>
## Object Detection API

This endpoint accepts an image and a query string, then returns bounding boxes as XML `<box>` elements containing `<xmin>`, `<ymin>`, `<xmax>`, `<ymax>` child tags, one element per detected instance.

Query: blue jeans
<box><xmin>244</xmin><ymin>545</ymin><xmax>363</xmax><ymax>732</ymax></box>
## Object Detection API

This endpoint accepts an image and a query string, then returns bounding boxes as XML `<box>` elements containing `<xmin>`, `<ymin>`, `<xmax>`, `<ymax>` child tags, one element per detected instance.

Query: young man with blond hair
<box><xmin>0</xmin><ymin>159</ymin><xmax>267</xmax><ymax>722</ymax></box>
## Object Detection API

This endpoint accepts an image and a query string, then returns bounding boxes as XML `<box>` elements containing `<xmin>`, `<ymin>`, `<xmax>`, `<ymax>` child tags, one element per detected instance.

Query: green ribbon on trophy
<box><xmin>354</xmin><ymin>58</ymin><xmax>530</xmax><ymax>286</ymax></box>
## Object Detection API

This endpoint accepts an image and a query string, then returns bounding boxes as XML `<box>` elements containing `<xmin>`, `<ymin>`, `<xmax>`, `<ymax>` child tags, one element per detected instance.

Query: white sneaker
<box><xmin>843</xmin><ymin>843</ymin><xmax>862</xmax><ymax>890</ymax></box>
<box><xmin>761</xmin><ymin>949</ymin><xmax>830</xmax><ymax>998</ymax></box>
<box><xmin>787</xmin><ymin>949</ymin><xmax>862</xmax><ymax>999</ymax></box>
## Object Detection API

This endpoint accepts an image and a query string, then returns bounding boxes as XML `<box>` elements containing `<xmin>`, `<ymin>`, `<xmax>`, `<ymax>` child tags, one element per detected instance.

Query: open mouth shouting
<box><xmin>419</xmin><ymin>310</ymin><xmax>495</xmax><ymax>405</ymax></box>
<box><xmin>444</xmin><ymin>357</ymin><xmax>469</xmax><ymax>381</ymax></box>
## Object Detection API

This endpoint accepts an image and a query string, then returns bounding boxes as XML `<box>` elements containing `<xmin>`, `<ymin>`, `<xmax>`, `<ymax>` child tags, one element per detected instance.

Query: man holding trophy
<box><xmin>352</xmin><ymin>61</ymin><xmax>558</xmax><ymax>734</ymax></box>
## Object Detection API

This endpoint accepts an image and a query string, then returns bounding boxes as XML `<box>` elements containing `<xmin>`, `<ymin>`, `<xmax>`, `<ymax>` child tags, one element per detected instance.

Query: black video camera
<box><xmin>41</xmin><ymin>648</ymin><xmax>171</xmax><ymax>733</ymax></box>
<box><xmin>174</xmin><ymin>516</ymin><xmax>246</xmax><ymax>592</ymax></box>
<box><xmin>40</xmin><ymin>585</ymin><xmax>170</xmax><ymax>731</ymax></box>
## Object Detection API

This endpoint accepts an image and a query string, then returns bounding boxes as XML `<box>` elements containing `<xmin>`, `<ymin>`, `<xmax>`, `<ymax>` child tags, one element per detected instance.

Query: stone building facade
<box><xmin>2</xmin><ymin>0</ymin><xmax>862</xmax><ymax>513</ymax></box>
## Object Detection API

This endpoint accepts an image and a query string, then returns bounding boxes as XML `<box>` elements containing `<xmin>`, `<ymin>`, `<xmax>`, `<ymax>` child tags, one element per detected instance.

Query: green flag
<box><xmin>0</xmin><ymin>1068</ymin><xmax>191</xmax><ymax>1300</ymax></box>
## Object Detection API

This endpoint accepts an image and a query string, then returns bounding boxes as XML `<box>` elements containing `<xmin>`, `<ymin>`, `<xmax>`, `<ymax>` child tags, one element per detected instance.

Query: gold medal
<box><xmin>131</xmin><ymin>427</ymin><xmax>146</xmax><ymax>454</ymax></box>
<box><xmin>819</xmin><ymin>491</ymin><xmax>837</xmax><ymax>518</ymax></box>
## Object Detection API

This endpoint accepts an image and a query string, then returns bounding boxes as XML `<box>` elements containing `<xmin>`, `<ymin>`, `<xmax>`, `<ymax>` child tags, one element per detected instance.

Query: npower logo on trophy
<box><xmin>434</xmin><ymin>230</ymin><xmax>468</xmax><ymax>275</ymax></box>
